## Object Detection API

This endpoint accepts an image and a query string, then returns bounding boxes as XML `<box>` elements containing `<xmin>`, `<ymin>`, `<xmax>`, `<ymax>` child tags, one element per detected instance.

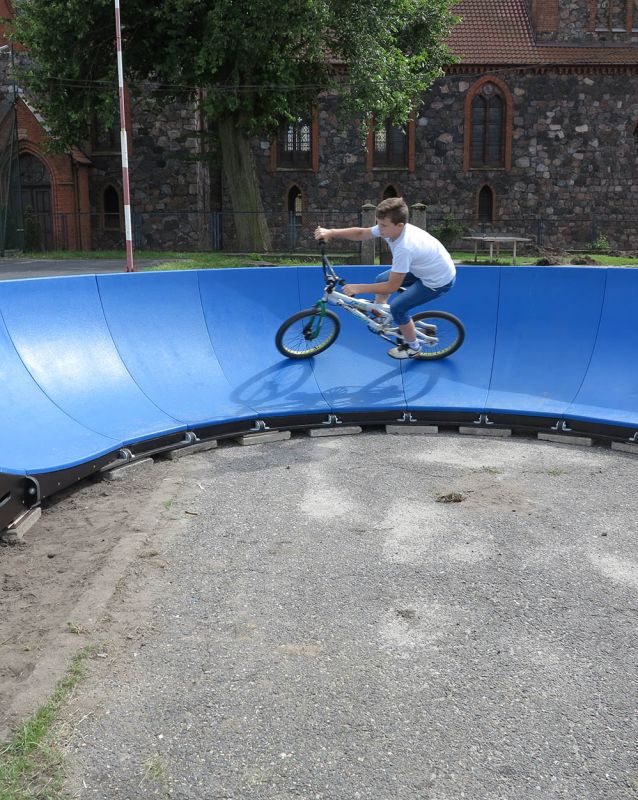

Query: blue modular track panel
<box><xmin>198</xmin><ymin>268</ymin><xmax>331</xmax><ymax>419</ymax></box>
<box><xmin>0</xmin><ymin>276</ymin><xmax>183</xmax><ymax>445</ymax></box>
<box><xmin>402</xmin><ymin>266</ymin><xmax>500</xmax><ymax>415</ymax></box>
<box><xmin>297</xmin><ymin>266</ymin><xmax>407</xmax><ymax>415</ymax></box>
<box><xmin>486</xmin><ymin>267</ymin><xmax>607</xmax><ymax>419</ymax></box>
<box><xmin>566</xmin><ymin>269</ymin><xmax>638</xmax><ymax>432</ymax></box>
<box><xmin>1</xmin><ymin>263</ymin><xmax>638</xmax><ymax>531</ymax></box>
<box><xmin>0</xmin><ymin>307</ymin><xmax>119</xmax><ymax>474</ymax></box>
<box><xmin>96</xmin><ymin>271</ymin><xmax>257</xmax><ymax>428</ymax></box>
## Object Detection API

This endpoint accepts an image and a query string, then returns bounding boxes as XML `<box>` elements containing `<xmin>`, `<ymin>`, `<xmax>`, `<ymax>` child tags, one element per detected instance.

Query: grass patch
<box><xmin>0</xmin><ymin>645</ymin><xmax>95</xmax><ymax>800</ymax></box>
<box><xmin>16</xmin><ymin>249</ymin><xmax>638</xmax><ymax>270</ymax></box>
<box><xmin>450</xmin><ymin>251</ymin><xmax>638</xmax><ymax>267</ymax></box>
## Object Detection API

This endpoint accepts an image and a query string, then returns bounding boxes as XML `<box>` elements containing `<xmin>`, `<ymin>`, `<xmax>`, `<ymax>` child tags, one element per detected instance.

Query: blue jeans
<box><xmin>376</xmin><ymin>270</ymin><xmax>455</xmax><ymax>326</ymax></box>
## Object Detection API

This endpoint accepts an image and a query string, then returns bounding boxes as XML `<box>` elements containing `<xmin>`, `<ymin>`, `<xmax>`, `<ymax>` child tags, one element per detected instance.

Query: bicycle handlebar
<box><xmin>318</xmin><ymin>240</ymin><xmax>345</xmax><ymax>287</ymax></box>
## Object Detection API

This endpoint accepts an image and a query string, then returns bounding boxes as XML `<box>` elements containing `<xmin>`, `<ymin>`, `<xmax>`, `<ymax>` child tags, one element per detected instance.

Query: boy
<box><xmin>314</xmin><ymin>197</ymin><xmax>456</xmax><ymax>359</ymax></box>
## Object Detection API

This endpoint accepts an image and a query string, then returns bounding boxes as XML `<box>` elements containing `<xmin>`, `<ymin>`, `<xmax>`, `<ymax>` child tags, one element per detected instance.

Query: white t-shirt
<box><xmin>371</xmin><ymin>223</ymin><xmax>456</xmax><ymax>289</ymax></box>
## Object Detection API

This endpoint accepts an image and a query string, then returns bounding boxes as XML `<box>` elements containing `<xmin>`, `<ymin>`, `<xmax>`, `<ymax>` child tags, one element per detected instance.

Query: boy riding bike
<box><xmin>314</xmin><ymin>197</ymin><xmax>456</xmax><ymax>359</ymax></box>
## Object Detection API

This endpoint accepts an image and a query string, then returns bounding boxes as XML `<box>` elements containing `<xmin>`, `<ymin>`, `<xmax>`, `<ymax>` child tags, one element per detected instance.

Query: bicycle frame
<box><xmin>316</xmin><ymin>242</ymin><xmax>436</xmax><ymax>346</ymax></box>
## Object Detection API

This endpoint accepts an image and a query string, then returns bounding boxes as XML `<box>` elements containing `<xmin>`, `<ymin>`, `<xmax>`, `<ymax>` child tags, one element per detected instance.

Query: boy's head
<box><xmin>376</xmin><ymin>197</ymin><xmax>409</xmax><ymax>240</ymax></box>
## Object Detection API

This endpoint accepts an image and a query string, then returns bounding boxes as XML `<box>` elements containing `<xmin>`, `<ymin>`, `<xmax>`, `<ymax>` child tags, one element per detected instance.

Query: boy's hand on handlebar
<box><xmin>342</xmin><ymin>284</ymin><xmax>359</xmax><ymax>297</ymax></box>
<box><xmin>314</xmin><ymin>226</ymin><xmax>330</xmax><ymax>241</ymax></box>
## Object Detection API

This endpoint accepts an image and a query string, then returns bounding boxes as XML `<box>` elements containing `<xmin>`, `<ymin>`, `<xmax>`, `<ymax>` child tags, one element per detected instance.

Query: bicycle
<box><xmin>275</xmin><ymin>242</ymin><xmax>465</xmax><ymax>361</ymax></box>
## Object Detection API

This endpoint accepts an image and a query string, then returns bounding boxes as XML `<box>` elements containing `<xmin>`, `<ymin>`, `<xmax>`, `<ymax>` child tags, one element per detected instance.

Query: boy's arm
<box><xmin>314</xmin><ymin>226</ymin><xmax>375</xmax><ymax>242</ymax></box>
<box><xmin>343</xmin><ymin>271</ymin><xmax>405</xmax><ymax>298</ymax></box>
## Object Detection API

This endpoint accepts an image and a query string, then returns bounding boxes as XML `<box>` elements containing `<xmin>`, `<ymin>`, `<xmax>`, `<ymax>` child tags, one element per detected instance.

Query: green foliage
<box><xmin>431</xmin><ymin>213</ymin><xmax>466</xmax><ymax>246</ymax></box>
<box><xmin>593</xmin><ymin>232</ymin><xmax>610</xmax><ymax>251</ymax></box>
<box><xmin>10</xmin><ymin>0</ymin><xmax>459</xmax><ymax>148</ymax></box>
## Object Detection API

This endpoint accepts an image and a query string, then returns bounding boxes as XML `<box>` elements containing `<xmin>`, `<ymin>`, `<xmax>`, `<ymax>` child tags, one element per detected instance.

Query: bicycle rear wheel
<box><xmin>413</xmin><ymin>311</ymin><xmax>465</xmax><ymax>360</ymax></box>
<box><xmin>275</xmin><ymin>308</ymin><xmax>341</xmax><ymax>359</ymax></box>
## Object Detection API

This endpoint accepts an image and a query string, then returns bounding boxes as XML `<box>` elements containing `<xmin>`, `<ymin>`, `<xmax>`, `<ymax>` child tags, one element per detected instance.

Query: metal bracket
<box><xmin>249</xmin><ymin>420</ymin><xmax>270</xmax><ymax>433</ymax></box>
<box><xmin>627</xmin><ymin>431</ymin><xmax>638</xmax><ymax>443</ymax></box>
<box><xmin>183</xmin><ymin>431</ymin><xmax>198</xmax><ymax>445</ymax></box>
<box><xmin>396</xmin><ymin>412</ymin><xmax>417</xmax><ymax>423</ymax></box>
<box><xmin>101</xmin><ymin>448</ymin><xmax>134</xmax><ymax>473</ymax></box>
<box><xmin>322</xmin><ymin>414</ymin><xmax>342</xmax><ymax>426</ymax></box>
<box><xmin>550</xmin><ymin>420</ymin><xmax>573</xmax><ymax>433</ymax></box>
<box><xmin>473</xmin><ymin>414</ymin><xmax>494</xmax><ymax>426</ymax></box>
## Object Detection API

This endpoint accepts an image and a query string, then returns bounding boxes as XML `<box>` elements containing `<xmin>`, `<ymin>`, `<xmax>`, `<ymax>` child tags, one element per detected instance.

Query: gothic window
<box><xmin>287</xmin><ymin>185</ymin><xmax>302</xmax><ymax>220</ymax></box>
<box><xmin>19</xmin><ymin>153</ymin><xmax>51</xmax><ymax>214</ymax></box>
<box><xmin>470</xmin><ymin>83</ymin><xmax>505</xmax><ymax>168</ymax></box>
<box><xmin>382</xmin><ymin>185</ymin><xmax>399</xmax><ymax>199</ymax></box>
<box><xmin>373</xmin><ymin>120</ymin><xmax>407</xmax><ymax>168</ymax></box>
<box><xmin>366</xmin><ymin>115</ymin><xmax>416</xmax><ymax>171</ymax></box>
<box><xmin>103</xmin><ymin>185</ymin><xmax>121</xmax><ymax>230</ymax></box>
<box><xmin>278</xmin><ymin>118</ymin><xmax>312</xmax><ymax>168</ymax></box>
<box><xmin>478</xmin><ymin>185</ymin><xmax>495</xmax><ymax>223</ymax></box>
<box><xmin>19</xmin><ymin>153</ymin><xmax>53</xmax><ymax>249</ymax></box>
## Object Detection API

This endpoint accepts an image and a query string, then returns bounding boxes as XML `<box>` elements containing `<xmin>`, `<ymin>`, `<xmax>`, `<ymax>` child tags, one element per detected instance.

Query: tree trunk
<box><xmin>217</xmin><ymin>114</ymin><xmax>272</xmax><ymax>252</ymax></box>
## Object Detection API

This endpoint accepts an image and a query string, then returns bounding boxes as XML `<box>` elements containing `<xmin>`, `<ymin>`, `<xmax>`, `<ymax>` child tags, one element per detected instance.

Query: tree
<box><xmin>10</xmin><ymin>0</ymin><xmax>458</xmax><ymax>251</ymax></box>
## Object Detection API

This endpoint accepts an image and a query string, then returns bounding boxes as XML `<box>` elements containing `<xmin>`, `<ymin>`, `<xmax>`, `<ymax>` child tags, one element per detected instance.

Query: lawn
<box><xmin>18</xmin><ymin>249</ymin><xmax>638</xmax><ymax>269</ymax></box>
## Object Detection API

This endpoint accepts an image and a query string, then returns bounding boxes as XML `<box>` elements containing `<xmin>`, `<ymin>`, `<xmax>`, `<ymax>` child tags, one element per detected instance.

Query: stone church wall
<box><xmin>253</xmin><ymin>71</ymin><xmax>638</xmax><ymax>251</ymax></box>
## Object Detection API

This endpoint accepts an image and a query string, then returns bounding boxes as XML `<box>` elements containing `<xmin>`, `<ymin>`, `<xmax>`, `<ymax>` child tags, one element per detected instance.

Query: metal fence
<box><xmin>4</xmin><ymin>209</ymin><xmax>637</xmax><ymax>255</ymax></box>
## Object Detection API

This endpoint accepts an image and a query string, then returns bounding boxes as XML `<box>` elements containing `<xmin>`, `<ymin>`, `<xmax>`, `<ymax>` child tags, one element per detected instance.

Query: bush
<box><xmin>431</xmin><ymin>214</ymin><xmax>466</xmax><ymax>247</ymax></box>
<box><xmin>593</xmin><ymin>232</ymin><xmax>610</xmax><ymax>252</ymax></box>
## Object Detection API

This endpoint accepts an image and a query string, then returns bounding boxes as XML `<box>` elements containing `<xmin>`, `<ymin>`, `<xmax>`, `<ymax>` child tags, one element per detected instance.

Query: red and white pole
<box><xmin>114</xmin><ymin>0</ymin><xmax>135</xmax><ymax>272</ymax></box>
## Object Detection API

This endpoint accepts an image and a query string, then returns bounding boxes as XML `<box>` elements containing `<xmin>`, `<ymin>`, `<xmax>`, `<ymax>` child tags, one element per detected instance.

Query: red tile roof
<box><xmin>447</xmin><ymin>0</ymin><xmax>638</xmax><ymax>66</ymax></box>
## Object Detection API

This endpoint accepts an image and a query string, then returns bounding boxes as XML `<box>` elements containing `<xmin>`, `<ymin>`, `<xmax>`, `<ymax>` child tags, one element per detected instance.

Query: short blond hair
<box><xmin>376</xmin><ymin>197</ymin><xmax>409</xmax><ymax>225</ymax></box>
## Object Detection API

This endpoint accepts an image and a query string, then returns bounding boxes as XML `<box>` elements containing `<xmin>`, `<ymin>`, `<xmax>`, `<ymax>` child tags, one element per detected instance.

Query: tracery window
<box><xmin>373</xmin><ymin>121</ymin><xmax>408</xmax><ymax>168</ymax></box>
<box><xmin>278</xmin><ymin>118</ymin><xmax>312</xmax><ymax>168</ymax></box>
<box><xmin>470</xmin><ymin>83</ymin><xmax>505</xmax><ymax>168</ymax></box>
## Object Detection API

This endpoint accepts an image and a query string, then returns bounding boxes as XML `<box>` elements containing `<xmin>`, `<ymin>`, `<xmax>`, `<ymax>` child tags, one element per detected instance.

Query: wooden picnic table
<box><xmin>462</xmin><ymin>235</ymin><xmax>533</xmax><ymax>265</ymax></box>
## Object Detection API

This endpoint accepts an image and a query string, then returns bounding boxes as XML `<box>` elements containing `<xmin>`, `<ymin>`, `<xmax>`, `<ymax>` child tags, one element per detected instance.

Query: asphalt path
<box><xmin>63</xmin><ymin>432</ymin><xmax>638</xmax><ymax>800</ymax></box>
<box><xmin>0</xmin><ymin>257</ymin><xmax>169</xmax><ymax>280</ymax></box>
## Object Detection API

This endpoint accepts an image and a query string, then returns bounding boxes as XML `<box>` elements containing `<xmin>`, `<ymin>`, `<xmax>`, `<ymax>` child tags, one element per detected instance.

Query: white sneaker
<box><xmin>387</xmin><ymin>343</ymin><xmax>423</xmax><ymax>360</ymax></box>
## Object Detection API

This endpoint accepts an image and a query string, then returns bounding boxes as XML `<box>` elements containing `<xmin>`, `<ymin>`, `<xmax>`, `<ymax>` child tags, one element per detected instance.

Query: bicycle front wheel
<box><xmin>413</xmin><ymin>311</ymin><xmax>465</xmax><ymax>360</ymax></box>
<box><xmin>275</xmin><ymin>308</ymin><xmax>341</xmax><ymax>359</ymax></box>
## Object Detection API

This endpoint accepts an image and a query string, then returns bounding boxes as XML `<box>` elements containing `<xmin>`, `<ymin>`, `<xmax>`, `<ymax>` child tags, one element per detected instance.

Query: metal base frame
<box><xmin>2</xmin><ymin>412</ymin><xmax>636</xmax><ymax>534</ymax></box>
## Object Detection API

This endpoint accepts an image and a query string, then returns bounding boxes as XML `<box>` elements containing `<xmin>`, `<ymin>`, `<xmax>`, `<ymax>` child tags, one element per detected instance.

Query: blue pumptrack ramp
<box><xmin>1</xmin><ymin>265</ymin><xmax>637</xmax><ymax>531</ymax></box>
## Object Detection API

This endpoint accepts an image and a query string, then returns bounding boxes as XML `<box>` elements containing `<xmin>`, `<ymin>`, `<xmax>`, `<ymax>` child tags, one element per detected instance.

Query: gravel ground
<box><xmin>61</xmin><ymin>431</ymin><xmax>638</xmax><ymax>800</ymax></box>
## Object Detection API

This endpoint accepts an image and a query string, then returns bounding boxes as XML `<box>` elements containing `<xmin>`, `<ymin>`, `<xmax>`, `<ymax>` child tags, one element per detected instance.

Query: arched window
<box><xmin>478</xmin><ymin>185</ymin><xmax>495</xmax><ymax>223</ymax></box>
<box><xmin>19</xmin><ymin>153</ymin><xmax>53</xmax><ymax>250</ymax></box>
<box><xmin>278</xmin><ymin>118</ymin><xmax>311</xmax><ymax>168</ymax></box>
<box><xmin>464</xmin><ymin>77</ymin><xmax>512</xmax><ymax>171</ymax></box>
<box><xmin>382</xmin><ymin>185</ymin><xmax>398</xmax><ymax>199</ymax></box>
<box><xmin>374</xmin><ymin>120</ymin><xmax>407</xmax><ymax>168</ymax></box>
<box><xmin>470</xmin><ymin>83</ymin><xmax>505</xmax><ymax>168</ymax></box>
<box><xmin>287</xmin><ymin>185</ymin><xmax>302</xmax><ymax>220</ymax></box>
<box><xmin>103</xmin><ymin>185</ymin><xmax>121</xmax><ymax>230</ymax></box>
